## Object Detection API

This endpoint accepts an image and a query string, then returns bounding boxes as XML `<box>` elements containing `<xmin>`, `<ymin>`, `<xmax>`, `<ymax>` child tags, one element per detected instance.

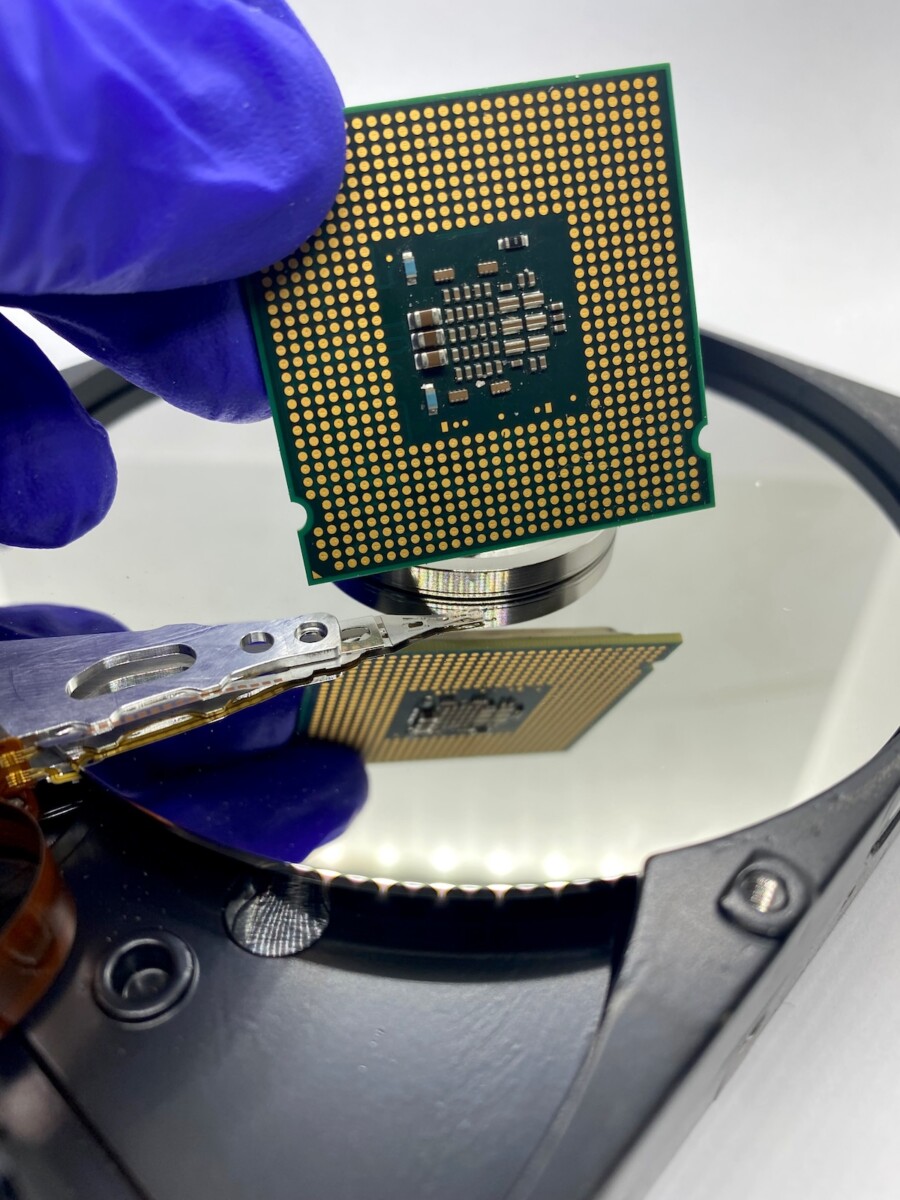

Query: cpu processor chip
<box><xmin>297</xmin><ymin>628</ymin><xmax>681</xmax><ymax>761</ymax></box>
<box><xmin>247</xmin><ymin>65</ymin><xmax>712</xmax><ymax>584</ymax></box>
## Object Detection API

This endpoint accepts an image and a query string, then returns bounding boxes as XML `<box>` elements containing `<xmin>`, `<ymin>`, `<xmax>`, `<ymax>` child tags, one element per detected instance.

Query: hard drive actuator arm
<box><xmin>0</xmin><ymin>611</ymin><xmax>478</xmax><ymax>799</ymax></box>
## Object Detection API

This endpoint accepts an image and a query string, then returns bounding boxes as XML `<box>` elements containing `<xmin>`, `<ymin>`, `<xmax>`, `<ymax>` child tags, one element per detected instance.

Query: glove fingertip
<box><xmin>0</xmin><ymin>314</ymin><xmax>118</xmax><ymax>549</ymax></box>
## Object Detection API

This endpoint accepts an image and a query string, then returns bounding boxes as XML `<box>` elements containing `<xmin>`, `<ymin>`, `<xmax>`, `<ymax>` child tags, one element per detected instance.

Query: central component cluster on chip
<box><xmin>403</xmin><ymin>234</ymin><xmax>568</xmax><ymax>417</ymax></box>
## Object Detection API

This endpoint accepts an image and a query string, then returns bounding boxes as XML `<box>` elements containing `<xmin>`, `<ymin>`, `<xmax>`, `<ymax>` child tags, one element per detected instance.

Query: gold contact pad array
<box><xmin>305</xmin><ymin>641</ymin><xmax>674</xmax><ymax>761</ymax></box>
<box><xmin>263</xmin><ymin>71</ymin><xmax>704</xmax><ymax>578</ymax></box>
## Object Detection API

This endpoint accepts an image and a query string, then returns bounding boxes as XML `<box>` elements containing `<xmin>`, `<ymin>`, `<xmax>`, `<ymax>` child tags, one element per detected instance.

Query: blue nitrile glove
<box><xmin>0</xmin><ymin>606</ymin><xmax>368</xmax><ymax>863</ymax></box>
<box><xmin>0</xmin><ymin>0</ymin><xmax>345</xmax><ymax>549</ymax></box>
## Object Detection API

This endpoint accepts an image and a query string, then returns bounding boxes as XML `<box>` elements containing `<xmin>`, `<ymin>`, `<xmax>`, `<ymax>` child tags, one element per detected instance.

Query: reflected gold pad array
<box><xmin>247</xmin><ymin>66</ymin><xmax>712</xmax><ymax>585</ymax></box>
<box><xmin>298</xmin><ymin>629</ymin><xmax>681</xmax><ymax>761</ymax></box>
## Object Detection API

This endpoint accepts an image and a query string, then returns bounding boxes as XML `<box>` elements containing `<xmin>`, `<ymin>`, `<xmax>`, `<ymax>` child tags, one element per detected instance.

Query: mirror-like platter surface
<box><xmin>1</xmin><ymin>389</ymin><xmax>897</xmax><ymax>888</ymax></box>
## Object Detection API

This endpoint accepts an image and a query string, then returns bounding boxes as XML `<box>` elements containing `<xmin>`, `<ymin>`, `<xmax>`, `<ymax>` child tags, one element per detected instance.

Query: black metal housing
<box><xmin>0</xmin><ymin>334</ymin><xmax>894</xmax><ymax>1200</ymax></box>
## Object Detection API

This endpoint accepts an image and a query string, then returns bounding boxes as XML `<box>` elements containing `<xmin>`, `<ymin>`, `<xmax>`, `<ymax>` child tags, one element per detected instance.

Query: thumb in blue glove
<box><xmin>0</xmin><ymin>0</ymin><xmax>346</xmax><ymax>549</ymax></box>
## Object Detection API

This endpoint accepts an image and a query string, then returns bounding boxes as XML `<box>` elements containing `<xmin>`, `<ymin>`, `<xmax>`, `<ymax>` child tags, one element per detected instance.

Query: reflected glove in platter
<box><xmin>0</xmin><ymin>0</ymin><xmax>345</xmax><ymax>548</ymax></box>
<box><xmin>0</xmin><ymin>606</ymin><xmax>368</xmax><ymax>865</ymax></box>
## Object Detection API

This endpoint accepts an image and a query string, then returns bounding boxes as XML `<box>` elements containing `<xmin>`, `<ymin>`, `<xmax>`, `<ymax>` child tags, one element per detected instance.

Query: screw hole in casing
<box><xmin>94</xmin><ymin>932</ymin><xmax>196</xmax><ymax>1023</ymax></box>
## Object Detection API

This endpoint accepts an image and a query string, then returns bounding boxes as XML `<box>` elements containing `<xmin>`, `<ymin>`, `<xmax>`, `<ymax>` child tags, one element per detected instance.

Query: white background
<box><xmin>293</xmin><ymin>4</ymin><xmax>900</xmax><ymax>1197</ymax></box>
<box><xmin>4</xmin><ymin>2</ymin><xmax>899</xmax><ymax>1196</ymax></box>
<box><xmin>300</xmin><ymin>0</ymin><xmax>900</xmax><ymax>397</ymax></box>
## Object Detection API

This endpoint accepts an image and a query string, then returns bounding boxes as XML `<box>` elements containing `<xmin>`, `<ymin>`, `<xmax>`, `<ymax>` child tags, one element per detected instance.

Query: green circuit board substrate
<box><xmin>247</xmin><ymin>64</ymin><xmax>712</xmax><ymax>584</ymax></box>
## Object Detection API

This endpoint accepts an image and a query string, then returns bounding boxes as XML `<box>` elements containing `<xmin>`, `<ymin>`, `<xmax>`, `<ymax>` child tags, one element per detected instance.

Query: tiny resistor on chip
<box><xmin>402</xmin><ymin>250</ymin><xmax>418</xmax><ymax>285</ymax></box>
<box><xmin>498</xmin><ymin>233</ymin><xmax>529</xmax><ymax>251</ymax></box>
<box><xmin>421</xmin><ymin>383</ymin><xmax>439</xmax><ymax>415</ymax></box>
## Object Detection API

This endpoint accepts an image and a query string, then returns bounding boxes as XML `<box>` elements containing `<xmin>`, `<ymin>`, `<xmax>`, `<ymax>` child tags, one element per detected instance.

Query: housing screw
<box><xmin>737</xmin><ymin>869</ymin><xmax>789</xmax><ymax>914</ymax></box>
<box><xmin>719</xmin><ymin>856</ymin><xmax>809</xmax><ymax>938</ymax></box>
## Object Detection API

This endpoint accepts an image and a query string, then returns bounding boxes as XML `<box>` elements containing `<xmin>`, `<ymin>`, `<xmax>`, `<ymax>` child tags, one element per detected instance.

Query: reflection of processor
<box><xmin>298</xmin><ymin>629</ymin><xmax>680</xmax><ymax>760</ymax></box>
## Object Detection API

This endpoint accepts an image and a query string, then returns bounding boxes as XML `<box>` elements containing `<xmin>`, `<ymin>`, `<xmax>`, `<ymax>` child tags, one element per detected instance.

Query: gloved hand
<box><xmin>0</xmin><ymin>606</ymin><xmax>368</xmax><ymax>864</ymax></box>
<box><xmin>0</xmin><ymin>0</ymin><xmax>345</xmax><ymax>550</ymax></box>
